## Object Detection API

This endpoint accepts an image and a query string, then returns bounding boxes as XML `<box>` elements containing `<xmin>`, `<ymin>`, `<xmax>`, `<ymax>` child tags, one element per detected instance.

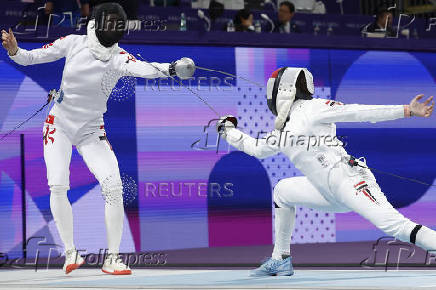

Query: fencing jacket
<box><xmin>9</xmin><ymin>31</ymin><xmax>170</xmax><ymax>134</ymax></box>
<box><xmin>223</xmin><ymin>98</ymin><xmax>407</xmax><ymax>190</ymax></box>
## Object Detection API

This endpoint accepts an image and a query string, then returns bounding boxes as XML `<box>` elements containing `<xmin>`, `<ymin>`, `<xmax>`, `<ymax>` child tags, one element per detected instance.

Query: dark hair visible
<box><xmin>209</xmin><ymin>0</ymin><xmax>224</xmax><ymax>21</ymax></box>
<box><xmin>280</xmin><ymin>1</ymin><xmax>295</xmax><ymax>14</ymax></box>
<box><xmin>234</xmin><ymin>8</ymin><xmax>252</xmax><ymax>25</ymax></box>
<box><xmin>295</xmin><ymin>71</ymin><xmax>313</xmax><ymax>100</ymax></box>
<box><xmin>375</xmin><ymin>6</ymin><xmax>393</xmax><ymax>21</ymax></box>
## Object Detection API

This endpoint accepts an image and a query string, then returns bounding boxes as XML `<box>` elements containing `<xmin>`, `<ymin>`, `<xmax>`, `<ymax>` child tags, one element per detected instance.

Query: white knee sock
<box><xmin>50</xmin><ymin>186</ymin><xmax>75</xmax><ymax>251</ymax></box>
<box><xmin>105</xmin><ymin>202</ymin><xmax>124</xmax><ymax>254</ymax></box>
<box><xmin>102</xmin><ymin>177</ymin><xmax>124</xmax><ymax>255</ymax></box>
<box><xmin>272</xmin><ymin>205</ymin><xmax>296</xmax><ymax>260</ymax></box>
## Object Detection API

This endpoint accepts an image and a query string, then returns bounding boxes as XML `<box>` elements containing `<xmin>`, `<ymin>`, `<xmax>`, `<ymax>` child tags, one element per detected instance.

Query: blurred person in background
<box><xmin>90</xmin><ymin>0</ymin><xmax>139</xmax><ymax>19</ymax></box>
<box><xmin>208</xmin><ymin>0</ymin><xmax>225</xmax><ymax>30</ymax></box>
<box><xmin>286</xmin><ymin>0</ymin><xmax>325</xmax><ymax>14</ymax></box>
<box><xmin>12</xmin><ymin>0</ymin><xmax>47</xmax><ymax>27</ymax></box>
<box><xmin>363</xmin><ymin>6</ymin><xmax>396</xmax><ymax>37</ymax></box>
<box><xmin>274</xmin><ymin>1</ymin><xmax>300</xmax><ymax>33</ymax></box>
<box><xmin>45</xmin><ymin>0</ymin><xmax>90</xmax><ymax>24</ymax></box>
<box><xmin>234</xmin><ymin>8</ymin><xmax>254</xmax><ymax>32</ymax></box>
<box><xmin>150</xmin><ymin>0</ymin><xmax>180</xmax><ymax>6</ymax></box>
<box><xmin>192</xmin><ymin>0</ymin><xmax>244</xmax><ymax>10</ymax></box>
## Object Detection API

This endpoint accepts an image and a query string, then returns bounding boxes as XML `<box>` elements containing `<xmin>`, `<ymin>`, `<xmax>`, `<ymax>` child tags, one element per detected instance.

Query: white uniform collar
<box><xmin>283</xmin><ymin>21</ymin><xmax>290</xmax><ymax>33</ymax></box>
<box><xmin>86</xmin><ymin>20</ymin><xmax>119</xmax><ymax>62</ymax></box>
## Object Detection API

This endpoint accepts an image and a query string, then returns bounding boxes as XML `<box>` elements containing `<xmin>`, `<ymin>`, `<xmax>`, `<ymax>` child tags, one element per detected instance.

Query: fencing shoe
<box><xmin>63</xmin><ymin>249</ymin><xmax>85</xmax><ymax>274</ymax></box>
<box><xmin>101</xmin><ymin>253</ymin><xmax>132</xmax><ymax>275</ymax></box>
<box><xmin>249</xmin><ymin>256</ymin><xmax>294</xmax><ymax>277</ymax></box>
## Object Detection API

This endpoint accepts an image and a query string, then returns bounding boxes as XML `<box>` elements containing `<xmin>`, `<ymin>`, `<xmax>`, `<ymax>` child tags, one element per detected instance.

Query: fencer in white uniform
<box><xmin>217</xmin><ymin>67</ymin><xmax>435</xmax><ymax>276</ymax></box>
<box><xmin>2</xmin><ymin>2</ymin><xmax>196</xmax><ymax>275</ymax></box>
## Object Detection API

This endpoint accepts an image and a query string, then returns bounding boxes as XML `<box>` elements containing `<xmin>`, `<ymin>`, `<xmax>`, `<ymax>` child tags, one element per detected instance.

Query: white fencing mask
<box><xmin>266</xmin><ymin>67</ymin><xmax>314</xmax><ymax>130</ymax></box>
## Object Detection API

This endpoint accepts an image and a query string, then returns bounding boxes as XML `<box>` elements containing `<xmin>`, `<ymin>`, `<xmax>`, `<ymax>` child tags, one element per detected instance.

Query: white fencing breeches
<box><xmin>272</xmin><ymin>160</ymin><xmax>436</xmax><ymax>257</ymax></box>
<box><xmin>44</xmin><ymin>115</ymin><xmax>124</xmax><ymax>254</ymax></box>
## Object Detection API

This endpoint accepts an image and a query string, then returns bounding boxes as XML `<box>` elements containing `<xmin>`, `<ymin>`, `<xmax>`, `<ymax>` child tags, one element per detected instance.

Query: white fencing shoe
<box><xmin>101</xmin><ymin>254</ymin><xmax>132</xmax><ymax>275</ymax></box>
<box><xmin>63</xmin><ymin>249</ymin><xmax>85</xmax><ymax>274</ymax></box>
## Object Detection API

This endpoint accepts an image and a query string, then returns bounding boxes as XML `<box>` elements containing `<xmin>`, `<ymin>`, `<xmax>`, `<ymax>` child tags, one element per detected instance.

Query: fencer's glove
<box><xmin>169</xmin><ymin>57</ymin><xmax>196</xmax><ymax>80</ymax></box>
<box><xmin>216</xmin><ymin>115</ymin><xmax>238</xmax><ymax>134</ymax></box>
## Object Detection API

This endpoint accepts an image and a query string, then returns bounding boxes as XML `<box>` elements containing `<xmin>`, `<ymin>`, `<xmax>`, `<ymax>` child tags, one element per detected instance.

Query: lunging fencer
<box><xmin>2</xmin><ymin>3</ymin><xmax>195</xmax><ymax>275</ymax></box>
<box><xmin>217</xmin><ymin>67</ymin><xmax>435</xmax><ymax>276</ymax></box>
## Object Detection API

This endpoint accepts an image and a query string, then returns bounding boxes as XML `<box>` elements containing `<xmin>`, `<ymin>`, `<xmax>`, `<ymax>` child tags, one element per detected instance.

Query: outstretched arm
<box><xmin>217</xmin><ymin>115</ymin><xmax>281</xmax><ymax>159</ymax></box>
<box><xmin>119</xmin><ymin>53</ymin><xmax>196</xmax><ymax>80</ymax></box>
<box><xmin>120</xmin><ymin>53</ymin><xmax>171</xmax><ymax>78</ymax></box>
<box><xmin>2</xmin><ymin>29</ymin><xmax>71</xmax><ymax>66</ymax></box>
<box><xmin>314</xmin><ymin>95</ymin><xmax>434</xmax><ymax>124</ymax></box>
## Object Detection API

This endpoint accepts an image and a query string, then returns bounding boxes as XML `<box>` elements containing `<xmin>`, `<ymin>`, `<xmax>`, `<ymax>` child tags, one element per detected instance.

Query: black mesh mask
<box><xmin>92</xmin><ymin>3</ymin><xmax>127</xmax><ymax>48</ymax></box>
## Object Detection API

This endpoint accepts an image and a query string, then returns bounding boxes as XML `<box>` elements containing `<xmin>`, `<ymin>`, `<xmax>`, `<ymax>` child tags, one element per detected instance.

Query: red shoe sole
<box><xmin>65</xmin><ymin>261</ymin><xmax>85</xmax><ymax>274</ymax></box>
<box><xmin>102</xmin><ymin>269</ymin><xmax>132</xmax><ymax>275</ymax></box>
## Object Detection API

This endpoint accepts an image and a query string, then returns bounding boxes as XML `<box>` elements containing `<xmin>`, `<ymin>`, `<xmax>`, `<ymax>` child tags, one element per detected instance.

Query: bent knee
<box><xmin>273</xmin><ymin>179</ymin><xmax>294</xmax><ymax>207</ymax></box>
<box><xmin>101</xmin><ymin>175</ymin><xmax>122</xmax><ymax>191</ymax></box>
<box><xmin>100</xmin><ymin>175</ymin><xmax>123</xmax><ymax>206</ymax></box>
<box><xmin>378</xmin><ymin>216</ymin><xmax>417</xmax><ymax>242</ymax></box>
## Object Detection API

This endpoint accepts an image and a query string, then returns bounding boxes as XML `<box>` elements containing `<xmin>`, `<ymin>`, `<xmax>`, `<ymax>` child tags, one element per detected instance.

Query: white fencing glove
<box><xmin>169</xmin><ymin>57</ymin><xmax>196</xmax><ymax>79</ymax></box>
<box><xmin>216</xmin><ymin>115</ymin><xmax>238</xmax><ymax>134</ymax></box>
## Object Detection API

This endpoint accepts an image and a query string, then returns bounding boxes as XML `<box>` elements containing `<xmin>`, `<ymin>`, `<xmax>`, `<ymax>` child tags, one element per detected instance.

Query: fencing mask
<box><xmin>92</xmin><ymin>3</ymin><xmax>127</xmax><ymax>48</ymax></box>
<box><xmin>266</xmin><ymin>67</ymin><xmax>314</xmax><ymax>130</ymax></box>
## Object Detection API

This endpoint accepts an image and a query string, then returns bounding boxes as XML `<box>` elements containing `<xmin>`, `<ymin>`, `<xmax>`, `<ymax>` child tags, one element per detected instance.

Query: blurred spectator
<box><xmin>280</xmin><ymin>0</ymin><xmax>325</xmax><ymax>14</ymax></box>
<box><xmin>207</xmin><ymin>1</ymin><xmax>227</xmax><ymax>32</ymax></box>
<box><xmin>43</xmin><ymin>0</ymin><xmax>89</xmax><ymax>26</ymax></box>
<box><xmin>312</xmin><ymin>1</ymin><xmax>326</xmax><ymax>14</ymax></box>
<box><xmin>209</xmin><ymin>0</ymin><xmax>224</xmax><ymax>24</ymax></box>
<box><xmin>45</xmin><ymin>0</ymin><xmax>90</xmax><ymax>18</ymax></box>
<box><xmin>283</xmin><ymin>0</ymin><xmax>313</xmax><ymax>11</ymax></box>
<box><xmin>150</xmin><ymin>0</ymin><xmax>180</xmax><ymax>6</ymax></box>
<box><xmin>90</xmin><ymin>0</ymin><xmax>138</xmax><ymax>19</ymax></box>
<box><xmin>192</xmin><ymin>0</ymin><xmax>244</xmax><ymax>10</ymax></box>
<box><xmin>234</xmin><ymin>8</ymin><xmax>254</xmax><ymax>32</ymax></box>
<box><xmin>13</xmin><ymin>0</ymin><xmax>47</xmax><ymax>27</ymax></box>
<box><xmin>363</xmin><ymin>7</ymin><xmax>395</xmax><ymax>37</ymax></box>
<box><xmin>274</xmin><ymin>1</ymin><xmax>300</xmax><ymax>33</ymax></box>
